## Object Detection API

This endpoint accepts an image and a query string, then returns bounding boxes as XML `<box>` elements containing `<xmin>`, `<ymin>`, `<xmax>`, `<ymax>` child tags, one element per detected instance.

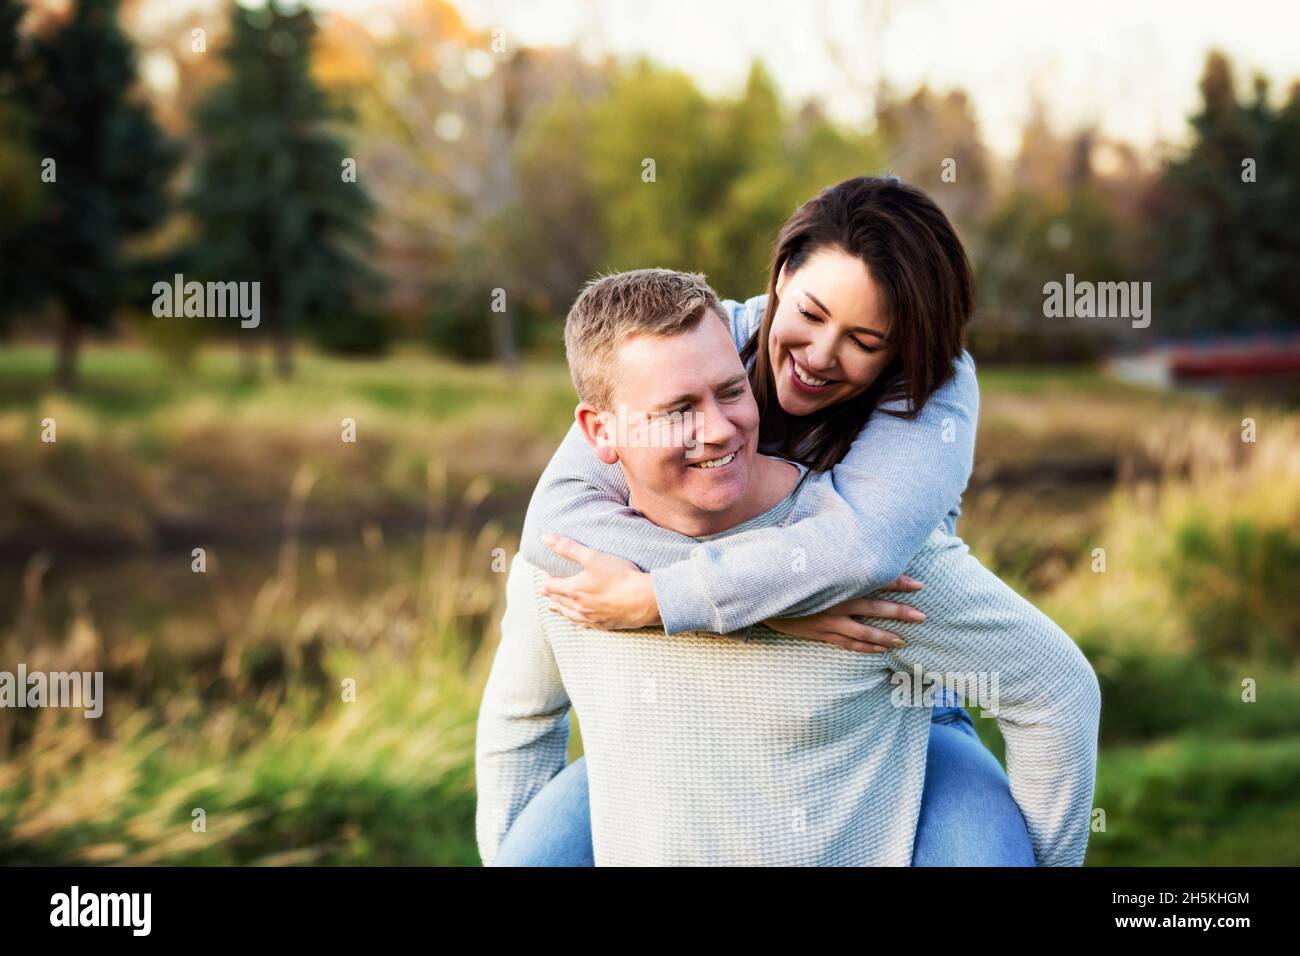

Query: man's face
<box><xmin>596</xmin><ymin>315</ymin><xmax>760</xmax><ymax>529</ymax></box>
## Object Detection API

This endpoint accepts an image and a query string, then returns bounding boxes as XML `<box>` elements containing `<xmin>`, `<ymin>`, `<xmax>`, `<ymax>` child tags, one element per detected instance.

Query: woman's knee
<box><xmin>491</xmin><ymin>756</ymin><xmax>595</xmax><ymax>867</ymax></box>
<box><xmin>913</xmin><ymin>723</ymin><xmax>1036</xmax><ymax>866</ymax></box>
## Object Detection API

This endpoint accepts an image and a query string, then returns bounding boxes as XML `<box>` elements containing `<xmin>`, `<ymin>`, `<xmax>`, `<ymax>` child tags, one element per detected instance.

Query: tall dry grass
<box><xmin>0</xmin><ymin>462</ymin><xmax>509</xmax><ymax>865</ymax></box>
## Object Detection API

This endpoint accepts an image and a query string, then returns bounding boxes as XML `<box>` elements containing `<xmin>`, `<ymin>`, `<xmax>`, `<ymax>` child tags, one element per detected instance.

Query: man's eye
<box><xmin>719</xmin><ymin>388</ymin><xmax>745</xmax><ymax>401</ymax></box>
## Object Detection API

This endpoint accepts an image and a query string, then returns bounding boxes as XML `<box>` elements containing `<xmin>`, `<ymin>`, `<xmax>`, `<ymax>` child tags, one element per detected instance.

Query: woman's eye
<box><xmin>799</xmin><ymin>302</ymin><xmax>877</xmax><ymax>353</ymax></box>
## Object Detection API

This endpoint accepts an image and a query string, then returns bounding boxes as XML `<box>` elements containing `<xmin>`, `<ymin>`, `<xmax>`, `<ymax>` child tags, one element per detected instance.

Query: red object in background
<box><xmin>1170</xmin><ymin>341</ymin><xmax>1300</xmax><ymax>380</ymax></box>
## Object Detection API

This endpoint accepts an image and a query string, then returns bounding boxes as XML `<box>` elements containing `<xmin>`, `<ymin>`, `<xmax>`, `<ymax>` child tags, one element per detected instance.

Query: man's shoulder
<box><xmin>509</xmin><ymin>551</ymin><xmax>546</xmax><ymax>582</ymax></box>
<box><xmin>505</xmin><ymin>553</ymin><xmax>549</xmax><ymax>611</ymax></box>
<box><xmin>771</xmin><ymin>455</ymin><xmax>810</xmax><ymax>500</ymax></box>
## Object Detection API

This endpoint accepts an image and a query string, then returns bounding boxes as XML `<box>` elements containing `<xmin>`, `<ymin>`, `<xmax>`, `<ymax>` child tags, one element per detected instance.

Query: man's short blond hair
<box><xmin>564</xmin><ymin>269</ymin><xmax>729</xmax><ymax>410</ymax></box>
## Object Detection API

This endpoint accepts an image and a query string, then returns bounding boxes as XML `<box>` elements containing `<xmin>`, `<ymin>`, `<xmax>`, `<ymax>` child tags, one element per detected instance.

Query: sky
<box><xmin>438</xmin><ymin>0</ymin><xmax>1300</xmax><ymax>160</ymax></box>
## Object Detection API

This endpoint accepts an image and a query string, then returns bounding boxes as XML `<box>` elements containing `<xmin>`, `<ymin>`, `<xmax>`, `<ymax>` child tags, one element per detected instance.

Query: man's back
<box><xmin>477</xmin><ymin>469</ymin><xmax>1100</xmax><ymax>867</ymax></box>
<box><xmin>513</xmin><ymin>557</ymin><xmax>931</xmax><ymax>865</ymax></box>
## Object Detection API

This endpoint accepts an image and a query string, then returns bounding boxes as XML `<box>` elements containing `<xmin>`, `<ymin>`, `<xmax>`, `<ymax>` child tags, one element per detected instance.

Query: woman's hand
<box><xmin>765</xmin><ymin>576</ymin><xmax>926</xmax><ymax>654</ymax></box>
<box><xmin>540</xmin><ymin>534</ymin><xmax>661</xmax><ymax>630</ymax></box>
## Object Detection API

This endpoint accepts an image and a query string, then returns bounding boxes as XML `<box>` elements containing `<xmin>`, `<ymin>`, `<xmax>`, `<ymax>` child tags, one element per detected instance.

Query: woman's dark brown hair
<box><xmin>739</xmin><ymin>175</ymin><xmax>974</xmax><ymax>472</ymax></box>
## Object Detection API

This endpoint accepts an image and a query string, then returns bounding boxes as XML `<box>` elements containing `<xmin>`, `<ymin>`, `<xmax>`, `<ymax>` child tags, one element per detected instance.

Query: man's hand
<box><xmin>765</xmin><ymin>577</ymin><xmax>926</xmax><ymax>653</ymax></box>
<box><xmin>540</xmin><ymin>533</ymin><xmax>661</xmax><ymax>630</ymax></box>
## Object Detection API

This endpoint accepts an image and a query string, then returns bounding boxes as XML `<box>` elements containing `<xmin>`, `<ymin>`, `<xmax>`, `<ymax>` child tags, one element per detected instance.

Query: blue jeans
<box><xmin>493</xmin><ymin>705</ymin><xmax>1036</xmax><ymax>866</ymax></box>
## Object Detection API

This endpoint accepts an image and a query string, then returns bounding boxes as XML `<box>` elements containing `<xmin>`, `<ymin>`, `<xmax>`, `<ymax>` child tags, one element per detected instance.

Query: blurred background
<box><xmin>1</xmin><ymin>0</ymin><xmax>1298</xmax><ymax>865</ymax></box>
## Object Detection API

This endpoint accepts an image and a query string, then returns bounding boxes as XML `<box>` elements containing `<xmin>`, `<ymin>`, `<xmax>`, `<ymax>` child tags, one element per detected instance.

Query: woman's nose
<box><xmin>806</xmin><ymin>330</ymin><xmax>837</xmax><ymax>373</ymax></box>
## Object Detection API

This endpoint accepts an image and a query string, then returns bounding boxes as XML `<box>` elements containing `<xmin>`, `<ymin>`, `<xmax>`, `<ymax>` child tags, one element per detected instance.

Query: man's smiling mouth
<box><xmin>689</xmin><ymin>450</ymin><xmax>737</xmax><ymax>469</ymax></box>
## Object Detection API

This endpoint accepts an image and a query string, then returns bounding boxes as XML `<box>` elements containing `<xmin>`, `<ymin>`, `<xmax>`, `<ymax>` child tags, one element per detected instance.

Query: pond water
<box><xmin>0</xmin><ymin>516</ymin><xmax>517</xmax><ymax>657</ymax></box>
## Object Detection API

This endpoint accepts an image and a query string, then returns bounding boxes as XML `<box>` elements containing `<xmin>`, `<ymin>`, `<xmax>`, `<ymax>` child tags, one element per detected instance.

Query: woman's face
<box><xmin>768</xmin><ymin>245</ymin><xmax>895</xmax><ymax>417</ymax></box>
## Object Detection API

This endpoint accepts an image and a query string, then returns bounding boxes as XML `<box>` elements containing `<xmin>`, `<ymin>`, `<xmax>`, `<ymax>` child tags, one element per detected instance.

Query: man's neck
<box><xmin>630</xmin><ymin>455</ymin><xmax>801</xmax><ymax>538</ymax></box>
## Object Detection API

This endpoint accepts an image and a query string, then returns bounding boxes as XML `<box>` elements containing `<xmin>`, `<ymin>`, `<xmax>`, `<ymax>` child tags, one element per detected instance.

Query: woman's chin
<box><xmin>777</xmin><ymin>383</ymin><xmax>826</xmax><ymax>417</ymax></box>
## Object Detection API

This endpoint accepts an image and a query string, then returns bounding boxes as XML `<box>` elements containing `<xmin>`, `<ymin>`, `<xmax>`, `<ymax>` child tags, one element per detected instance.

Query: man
<box><xmin>476</xmin><ymin>269</ymin><xmax>1100</xmax><ymax>866</ymax></box>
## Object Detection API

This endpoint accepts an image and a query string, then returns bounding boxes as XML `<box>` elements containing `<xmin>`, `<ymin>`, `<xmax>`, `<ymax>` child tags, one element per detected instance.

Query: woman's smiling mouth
<box><xmin>789</xmin><ymin>357</ymin><xmax>837</xmax><ymax>393</ymax></box>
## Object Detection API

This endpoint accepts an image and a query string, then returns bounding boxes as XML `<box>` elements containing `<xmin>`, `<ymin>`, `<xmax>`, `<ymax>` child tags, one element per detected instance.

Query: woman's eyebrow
<box><xmin>807</xmin><ymin>290</ymin><xmax>886</xmax><ymax>339</ymax></box>
<box><xmin>806</xmin><ymin>291</ymin><xmax>833</xmax><ymax>316</ymax></box>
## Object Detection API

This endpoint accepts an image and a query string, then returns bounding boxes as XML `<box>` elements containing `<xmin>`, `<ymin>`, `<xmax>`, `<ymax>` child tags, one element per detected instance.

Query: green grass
<box><xmin>0</xmin><ymin>342</ymin><xmax>577</xmax><ymax>424</ymax></box>
<box><xmin>1088</xmin><ymin>734</ymin><xmax>1300</xmax><ymax>866</ymax></box>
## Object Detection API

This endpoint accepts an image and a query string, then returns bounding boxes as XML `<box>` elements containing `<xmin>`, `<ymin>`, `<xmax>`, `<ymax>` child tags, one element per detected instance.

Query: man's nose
<box><xmin>694</xmin><ymin>398</ymin><xmax>739</xmax><ymax>447</ymax></box>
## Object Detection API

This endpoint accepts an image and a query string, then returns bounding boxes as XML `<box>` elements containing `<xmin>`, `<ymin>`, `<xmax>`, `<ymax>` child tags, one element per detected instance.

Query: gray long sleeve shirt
<box><xmin>477</xmin><ymin>465</ymin><xmax>1101</xmax><ymax>866</ymax></box>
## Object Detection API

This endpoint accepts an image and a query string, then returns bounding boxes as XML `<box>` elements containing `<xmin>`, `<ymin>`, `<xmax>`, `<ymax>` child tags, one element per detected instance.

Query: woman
<box><xmin>498</xmin><ymin>175</ymin><xmax>1035</xmax><ymax>865</ymax></box>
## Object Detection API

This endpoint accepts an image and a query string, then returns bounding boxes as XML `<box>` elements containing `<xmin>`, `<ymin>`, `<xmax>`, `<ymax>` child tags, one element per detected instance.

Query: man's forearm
<box><xmin>475</xmin><ymin>557</ymin><xmax>574</xmax><ymax>865</ymax></box>
<box><xmin>475</xmin><ymin>706</ymin><xmax>571</xmax><ymax>866</ymax></box>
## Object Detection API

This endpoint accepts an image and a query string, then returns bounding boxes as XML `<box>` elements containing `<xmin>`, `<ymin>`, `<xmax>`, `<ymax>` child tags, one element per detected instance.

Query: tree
<box><xmin>0</xmin><ymin>0</ymin><xmax>19</xmax><ymax>67</ymax></box>
<box><xmin>496</xmin><ymin>57</ymin><xmax>607</xmax><ymax>334</ymax></box>
<box><xmin>1153</xmin><ymin>52</ymin><xmax>1300</xmax><ymax>334</ymax></box>
<box><xmin>585</xmin><ymin>60</ymin><xmax>888</xmax><ymax>302</ymax></box>
<box><xmin>0</xmin><ymin>0</ymin><xmax>43</xmax><ymax>331</ymax></box>
<box><xmin>2</xmin><ymin>0</ymin><xmax>177</xmax><ymax>385</ymax></box>
<box><xmin>875</xmin><ymin>83</ymin><xmax>993</xmax><ymax>240</ymax></box>
<box><xmin>188</xmin><ymin>0</ymin><xmax>384</xmax><ymax>377</ymax></box>
<box><xmin>700</xmin><ymin>66</ymin><xmax>889</xmax><ymax>299</ymax></box>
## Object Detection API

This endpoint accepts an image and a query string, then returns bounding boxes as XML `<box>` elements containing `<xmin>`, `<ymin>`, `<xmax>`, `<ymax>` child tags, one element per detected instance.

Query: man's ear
<box><xmin>574</xmin><ymin>402</ymin><xmax>619</xmax><ymax>465</ymax></box>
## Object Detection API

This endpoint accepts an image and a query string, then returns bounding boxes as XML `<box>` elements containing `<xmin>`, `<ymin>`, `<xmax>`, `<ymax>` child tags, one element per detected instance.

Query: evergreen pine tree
<box><xmin>16</xmin><ymin>0</ymin><xmax>179</xmax><ymax>386</ymax></box>
<box><xmin>188</xmin><ymin>0</ymin><xmax>385</xmax><ymax>377</ymax></box>
<box><xmin>0</xmin><ymin>0</ymin><xmax>37</xmax><ymax>329</ymax></box>
<box><xmin>1156</xmin><ymin>52</ymin><xmax>1300</xmax><ymax>334</ymax></box>
<box><xmin>0</xmin><ymin>0</ymin><xmax>23</xmax><ymax>71</ymax></box>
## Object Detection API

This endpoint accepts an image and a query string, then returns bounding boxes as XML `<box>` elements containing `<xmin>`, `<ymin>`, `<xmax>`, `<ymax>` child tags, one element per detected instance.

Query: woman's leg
<box><xmin>491</xmin><ymin>709</ymin><xmax>1033</xmax><ymax>866</ymax></box>
<box><xmin>491</xmin><ymin>755</ymin><xmax>594</xmax><ymax>866</ymax></box>
<box><xmin>911</xmin><ymin>708</ymin><xmax>1036</xmax><ymax>866</ymax></box>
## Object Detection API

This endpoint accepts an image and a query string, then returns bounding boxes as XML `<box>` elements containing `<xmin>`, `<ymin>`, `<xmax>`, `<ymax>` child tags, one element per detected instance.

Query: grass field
<box><xmin>1</xmin><ymin>342</ymin><xmax>1297</xmax><ymax>865</ymax></box>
